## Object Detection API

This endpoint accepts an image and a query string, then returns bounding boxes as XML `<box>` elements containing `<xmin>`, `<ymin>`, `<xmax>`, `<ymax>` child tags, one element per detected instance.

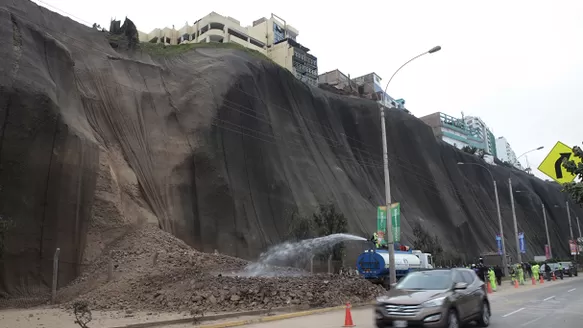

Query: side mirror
<box><xmin>453</xmin><ymin>282</ymin><xmax>468</xmax><ymax>290</ymax></box>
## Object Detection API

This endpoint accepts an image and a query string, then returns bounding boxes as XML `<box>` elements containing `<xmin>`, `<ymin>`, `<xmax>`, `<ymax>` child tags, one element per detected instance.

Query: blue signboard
<box><xmin>495</xmin><ymin>234</ymin><xmax>502</xmax><ymax>255</ymax></box>
<box><xmin>518</xmin><ymin>232</ymin><xmax>526</xmax><ymax>254</ymax></box>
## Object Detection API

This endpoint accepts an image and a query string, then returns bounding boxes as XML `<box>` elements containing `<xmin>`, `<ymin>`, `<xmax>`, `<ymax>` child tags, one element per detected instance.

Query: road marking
<box><xmin>521</xmin><ymin>316</ymin><xmax>545</xmax><ymax>326</ymax></box>
<box><xmin>543</xmin><ymin>296</ymin><xmax>555</xmax><ymax>301</ymax></box>
<box><xmin>568</xmin><ymin>288</ymin><xmax>576</xmax><ymax>292</ymax></box>
<box><xmin>502</xmin><ymin>308</ymin><xmax>525</xmax><ymax>317</ymax></box>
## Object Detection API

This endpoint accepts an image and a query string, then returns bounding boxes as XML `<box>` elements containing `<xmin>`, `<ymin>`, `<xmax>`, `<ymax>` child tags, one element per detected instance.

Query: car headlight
<box><xmin>422</xmin><ymin>297</ymin><xmax>446</xmax><ymax>308</ymax></box>
<box><xmin>376</xmin><ymin>296</ymin><xmax>390</xmax><ymax>303</ymax></box>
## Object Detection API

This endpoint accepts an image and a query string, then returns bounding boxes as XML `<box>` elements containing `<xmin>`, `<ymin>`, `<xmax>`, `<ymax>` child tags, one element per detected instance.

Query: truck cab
<box><xmin>411</xmin><ymin>250</ymin><xmax>434</xmax><ymax>269</ymax></box>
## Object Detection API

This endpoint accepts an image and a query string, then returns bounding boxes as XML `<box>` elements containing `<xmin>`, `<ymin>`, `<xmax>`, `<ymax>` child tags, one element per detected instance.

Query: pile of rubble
<box><xmin>61</xmin><ymin>225</ymin><xmax>385</xmax><ymax>314</ymax></box>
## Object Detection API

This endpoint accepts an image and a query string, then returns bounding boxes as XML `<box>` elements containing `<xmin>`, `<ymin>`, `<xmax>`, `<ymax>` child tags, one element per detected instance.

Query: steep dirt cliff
<box><xmin>0</xmin><ymin>0</ymin><xmax>581</xmax><ymax>296</ymax></box>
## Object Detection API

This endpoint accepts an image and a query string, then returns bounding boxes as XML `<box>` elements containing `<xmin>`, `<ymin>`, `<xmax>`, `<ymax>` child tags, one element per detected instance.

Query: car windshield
<box><xmin>396</xmin><ymin>270</ymin><xmax>453</xmax><ymax>290</ymax></box>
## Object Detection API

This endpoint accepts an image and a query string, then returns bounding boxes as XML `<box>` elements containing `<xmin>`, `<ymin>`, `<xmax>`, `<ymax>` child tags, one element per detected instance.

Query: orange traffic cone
<box><xmin>552</xmin><ymin>272</ymin><xmax>556</xmax><ymax>281</ymax></box>
<box><xmin>487</xmin><ymin>282</ymin><xmax>493</xmax><ymax>294</ymax></box>
<box><xmin>539</xmin><ymin>275</ymin><xmax>544</xmax><ymax>284</ymax></box>
<box><xmin>343</xmin><ymin>302</ymin><xmax>355</xmax><ymax>327</ymax></box>
<box><xmin>532</xmin><ymin>277</ymin><xmax>536</xmax><ymax>285</ymax></box>
<box><xmin>514</xmin><ymin>279</ymin><xmax>519</xmax><ymax>288</ymax></box>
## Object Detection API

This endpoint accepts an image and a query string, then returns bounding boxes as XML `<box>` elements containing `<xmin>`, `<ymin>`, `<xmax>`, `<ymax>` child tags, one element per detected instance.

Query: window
<box><xmin>452</xmin><ymin>271</ymin><xmax>464</xmax><ymax>283</ymax></box>
<box><xmin>460</xmin><ymin>271</ymin><xmax>475</xmax><ymax>284</ymax></box>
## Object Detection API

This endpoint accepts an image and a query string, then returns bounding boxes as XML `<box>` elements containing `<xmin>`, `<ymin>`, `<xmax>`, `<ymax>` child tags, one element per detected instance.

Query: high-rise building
<box><xmin>495</xmin><ymin>137</ymin><xmax>522</xmax><ymax>169</ymax></box>
<box><xmin>464</xmin><ymin>116</ymin><xmax>497</xmax><ymax>156</ymax></box>
<box><xmin>138</xmin><ymin>12</ymin><xmax>318</xmax><ymax>86</ymax></box>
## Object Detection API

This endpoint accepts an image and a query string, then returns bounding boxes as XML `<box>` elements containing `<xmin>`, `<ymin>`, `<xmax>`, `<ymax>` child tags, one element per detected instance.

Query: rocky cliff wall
<box><xmin>0</xmin><ymin>0</ymin><xmax>581</xmax><ymax>295</ymax></box>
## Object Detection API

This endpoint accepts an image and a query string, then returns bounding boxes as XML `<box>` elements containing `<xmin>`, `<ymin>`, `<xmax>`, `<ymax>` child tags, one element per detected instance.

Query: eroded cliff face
<box><xmin>0</xmin><ymin>0</ymin><xmax>581</xmax><ymax>295</ymax></box>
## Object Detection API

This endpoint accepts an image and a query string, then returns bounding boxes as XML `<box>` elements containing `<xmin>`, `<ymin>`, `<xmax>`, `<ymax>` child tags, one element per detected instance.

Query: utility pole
<box><xmin>379</xmin><ymin>45</ymin><xmax>441</xmax><ymax>286</ymax></box>
<box><xmin>577</xmin><ymin>217</ymin><xmax>582</xmax><ymax>239</ymax></box>
<box><xmin>493</xmin><ymin>180</ymin><xmax>508</xmax><ymax>276</ymax></box>
<box><xmin>542</xmin><ymin>204</ymin><xmax>552</xmax><ymax>259</ymax></box>
<box><xmin>566</xmin><ymin>201</ymin><xmax>576</xmax><ymax>261</ymax></box>
<box><xmin>380</xmin><ymin>105</ymin><xmax>396</xmax><ymax>285</ymax></box>
<box><xmin>509</xmin><ymin>178</ymin><xmax>522</xmax><ymax>263</ymax></box>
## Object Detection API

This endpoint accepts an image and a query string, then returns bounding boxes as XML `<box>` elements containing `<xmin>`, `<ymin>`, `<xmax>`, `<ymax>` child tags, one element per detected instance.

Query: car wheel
<box><xmin>446</xmin><ymin>309</ymin><xmax>459</xmax><ymax>328</ymax></box>
<box><xmin>476</xmin><ymin>301</ymin><xmax>491</xmax><ymax>327</ymax></box>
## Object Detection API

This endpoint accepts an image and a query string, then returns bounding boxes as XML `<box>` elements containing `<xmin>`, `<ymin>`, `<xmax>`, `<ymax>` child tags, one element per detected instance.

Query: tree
<box><xmin>562</xmin><ymin>144</ymin><xmax>583</xmax><ymax>205</ymax></box>
<box><xmin>461</xmin><ymin>146</ymin><xmax>477</xmax><ymax>154</ymax></box>
<box><xmin>411</xmin><ymin>222</ymin><xmax>443</xmax><ymax>260</ymax></box>
<box><xmin>287</xmin><ymin>209</ymin><xmax>315</xmax><ymax>241</ymax></box>
<box><xmin>312</xmin><ymin>204</ymin><xmax>348</xmax><ymax>262</ymax></box>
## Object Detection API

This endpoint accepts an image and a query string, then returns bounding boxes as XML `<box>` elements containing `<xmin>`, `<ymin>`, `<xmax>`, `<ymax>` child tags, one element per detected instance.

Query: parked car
<box><xmin>558</xmin><ymin>261</ymin><xmax>578</xmax><ymax>277</ymax></box>
<box><xmin>375</xmin><ymin>268</ymin><xmax>490</xmax><ymax>328</ymax></box>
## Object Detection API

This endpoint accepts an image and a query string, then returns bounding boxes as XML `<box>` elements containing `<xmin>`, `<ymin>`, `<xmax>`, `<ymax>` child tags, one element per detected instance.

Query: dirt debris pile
<box><xmin>61</xmin><ymin>226</ymin><xmax>384</xmax><ymax>313</ymax></box>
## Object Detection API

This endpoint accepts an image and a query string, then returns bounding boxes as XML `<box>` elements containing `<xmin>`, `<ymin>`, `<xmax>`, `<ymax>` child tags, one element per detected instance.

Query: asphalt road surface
<box><xmin>241</xmin><ymin>277</ymin><xmax>583</xmax><ymax>327</ymax></box>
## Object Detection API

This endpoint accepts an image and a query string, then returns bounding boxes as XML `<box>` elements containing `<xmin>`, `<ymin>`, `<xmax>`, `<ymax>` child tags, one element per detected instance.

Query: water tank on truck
<box><xmin>356</xmin><ymin>248</ymin><xmax>433</xmax><ymax>288</ymax></box>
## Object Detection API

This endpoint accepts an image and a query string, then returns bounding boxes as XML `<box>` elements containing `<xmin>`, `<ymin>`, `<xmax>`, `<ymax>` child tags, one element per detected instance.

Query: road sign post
<box><xmin>538</xmin><ymin>141</ymin><xmax>581</xmax><ymax>183</ymax></box>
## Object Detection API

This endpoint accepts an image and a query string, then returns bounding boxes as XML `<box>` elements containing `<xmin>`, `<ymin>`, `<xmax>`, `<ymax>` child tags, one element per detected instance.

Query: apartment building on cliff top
<box><xmin>138</xmin><ymin>12</ymin><xmax>318</xmax><ymax>86</ymax></box>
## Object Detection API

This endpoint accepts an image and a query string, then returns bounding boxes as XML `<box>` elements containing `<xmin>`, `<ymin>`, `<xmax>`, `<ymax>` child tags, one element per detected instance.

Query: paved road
<box><xmin>240</xmin><ymin>277</ymin><xmax>583</xmax><ymax>327</ymax></box>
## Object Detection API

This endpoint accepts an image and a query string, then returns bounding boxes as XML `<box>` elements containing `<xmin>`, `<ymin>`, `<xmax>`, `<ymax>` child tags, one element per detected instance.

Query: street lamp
<box><xmin>515</xmin><ymin>190</ymin><xmax>552</xmax><ymax>259</ymax></box>
<box><xmin>508</xmin><ymin>146</ymin><xmax>544</xmax><ymax>263</ymax></box>
<box><xmin>379</xmin><ymin>45</ymin><xmax>441</xmax><ymax>285</ymax></box>
<box><xmin>457</xmin><ymin>162</ymin><xmax>508</xmax><ymax>275</ymax></box>
<box><xmin>554</xmin><ymin>202</ymin><xmax>577</xmax><ymax>261</ymax></box>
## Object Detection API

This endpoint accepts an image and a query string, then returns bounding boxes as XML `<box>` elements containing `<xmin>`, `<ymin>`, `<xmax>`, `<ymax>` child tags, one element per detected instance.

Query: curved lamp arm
<box><xmin>381</xmin><ymin>46</ymin><xmax>441</xmax><ymax>106</ymax></box>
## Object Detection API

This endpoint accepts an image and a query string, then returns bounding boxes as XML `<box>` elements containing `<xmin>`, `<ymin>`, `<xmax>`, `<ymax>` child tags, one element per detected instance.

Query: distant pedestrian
<box><xmin>494</xmin><ymin>265</ymin><xmax>503</xmax><ymax>286</ymax></box>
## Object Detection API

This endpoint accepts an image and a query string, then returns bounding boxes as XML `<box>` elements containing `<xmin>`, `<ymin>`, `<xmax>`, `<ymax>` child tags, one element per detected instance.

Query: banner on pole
<box><xmin>544</xmin><ymin>244</ymin><xmax>550</xmax><ymax>259</ymax></box>
<box><xmin>495</xmin><ymin>234</ymin><xmax>502</xmax><ymax>255</ymax></box>
<box><xmin>376</xmin><ymin>203</ymin><xmax>401</xmax><ymax>244</ymax></box>
<box><xmin>518</xmin><ymin>232</ymin><xmax>526</xmax><ymax>254</ymax></box>
<box><xmin>569</xmin><ymin>239</ymin><xmax>578</xmax><ymax>255</ymax></box>
<box><xmin>376</xmin><ymin>206</ymin><xmax>387</xmax><ymax>246</ymax></box>
<box><xmin>391</xmin><ymin>203</ymin><xmax>401</xmax><ymax>243</ymax></box>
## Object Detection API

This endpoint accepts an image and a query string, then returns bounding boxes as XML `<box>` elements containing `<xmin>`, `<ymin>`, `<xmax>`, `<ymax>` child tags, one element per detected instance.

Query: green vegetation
<box><xmin>411</xmin><ymin>222</ymin><xmax>443</xmax><ymax>260</ymax></box>
<box><xmin>562</xmin><ymin>143</ymin><xmax>583</xmax><ymax>206</ymax></box>
<box><xmin>139</xmin><ymin>41</ymin><xmax>273</xmax><ymax>62</ymax></box>
<box><xmin>461</xmin><ymin>145</ymin><xmax>485</xmax><ymax>159</ymax></box>
<box><xmin>287</xmin><ymin>203</ymin><xmax>348</xmax><ymax>261</ymax></box>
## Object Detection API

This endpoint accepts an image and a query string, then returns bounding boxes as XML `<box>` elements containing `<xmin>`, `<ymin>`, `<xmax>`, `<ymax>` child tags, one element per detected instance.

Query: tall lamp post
<box><xmin>553</xmin><ymin>203</ymin><xmax>577</xmax><ymax>261</ymax></box>
<box><xmin>457</xmin><ymin>162</ymin><xmax>508</xmax><ymax>276</ymax></box>
<box><xmin>508</xmin><ymin>146</ymin><xmax>544</xmax><ymax>264</ymax></box>
<box><xmin>379</xmin><ymin>45</ymin><xmax>441</xmax><ymax>285</ymax></box>
<box><xmin>515</xmin><ymin>191</ymin><xmax>552</xmax><ymax>259</ymax></box>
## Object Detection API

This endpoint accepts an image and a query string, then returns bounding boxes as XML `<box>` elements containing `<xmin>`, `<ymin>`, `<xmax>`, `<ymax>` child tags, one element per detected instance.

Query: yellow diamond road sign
<box><xmin>538</xmin><ymin>141</ymin><xmax>581</xmax><ymax>184</ymax></box>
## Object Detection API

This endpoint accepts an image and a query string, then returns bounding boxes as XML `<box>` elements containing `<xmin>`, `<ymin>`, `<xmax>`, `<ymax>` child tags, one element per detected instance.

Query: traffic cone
<box><xmin>532</xmin><ymin>277</ymin><xmax>536</xmax><ymax>285</ymax></box>
<box><xmin>514</xmin><ymin>279</ymin><xmax>519</xmax><ymax>288</ymax></box>
<box><xmin>552</xmin><ymin>272</ymin><xmax>556</xmax><ymax>281</ymax></box>
<box><xmin>487</xmin><ymin>282</ymin><xmax>493</xmax><ymax>294</ymax></box>
<box><xmin>539</xmin><ymin>275</ymin><xmax>544</xmax><ymax>284</ymax></box>
<box><xmin>343</xmin><ymin>302</ymin><xmax>355</xmax><ymax>327</ymax></box>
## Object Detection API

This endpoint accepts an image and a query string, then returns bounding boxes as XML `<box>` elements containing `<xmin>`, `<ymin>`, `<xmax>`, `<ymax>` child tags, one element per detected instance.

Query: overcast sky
<box><xmin>32</xmin><ymin>0</ymin><xmax>583</xmax><ymax>180</ymax></box>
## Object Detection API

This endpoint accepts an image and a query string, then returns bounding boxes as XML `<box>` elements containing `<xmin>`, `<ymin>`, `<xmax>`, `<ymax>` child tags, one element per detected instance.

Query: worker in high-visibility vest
<box><xmin>370</xmin><ymin>233</ymin><xmax>381</xmax><ymax>248</ymax></box>
<box><xmin>488</xmin><ymin>267</ymin><xmax>497</xmax><ymax>291</ymax></box>
<box><xmin>532</xmin><ymin>263</ymin><xmax>540</xmax><ymax>281</ymax></box>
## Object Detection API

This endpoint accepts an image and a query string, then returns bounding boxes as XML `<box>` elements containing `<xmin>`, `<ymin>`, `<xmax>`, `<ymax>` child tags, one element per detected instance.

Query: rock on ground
<box><xmin>57</xmin><ymin>225</ymin><xmax>384</xmax><ymax>314</ymax></box>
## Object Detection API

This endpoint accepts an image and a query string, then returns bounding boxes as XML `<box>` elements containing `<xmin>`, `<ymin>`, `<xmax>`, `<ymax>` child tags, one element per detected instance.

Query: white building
<box><xmin>464</xmin><ymin>116</ymin><xmax>496</xmax><ymax>156</ymax></box>
<box><xmin>138</xmin><ymin>12</ymin><xmax>318</xmax><ymax>86</ymax></box>
<box><xmin>495</xmin><ymin>137</ymin><xmax>522</xmax><ymax>169</ymax></box>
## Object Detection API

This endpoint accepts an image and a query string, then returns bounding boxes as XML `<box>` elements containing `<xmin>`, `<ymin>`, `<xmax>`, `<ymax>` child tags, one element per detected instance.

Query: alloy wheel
<box><xmin>482</xmin><ymin>303</ymin><xmax>490</xmax><ymax>325</ymax></box>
